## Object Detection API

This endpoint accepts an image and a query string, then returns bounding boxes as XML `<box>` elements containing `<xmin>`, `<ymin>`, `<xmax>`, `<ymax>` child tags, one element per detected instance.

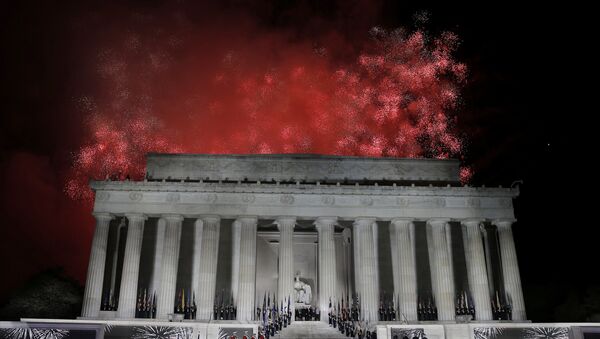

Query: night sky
<box><xmin>0</xmin><ymin>1</ymin><xmax>589</xmax><ymax>321</ymax></box>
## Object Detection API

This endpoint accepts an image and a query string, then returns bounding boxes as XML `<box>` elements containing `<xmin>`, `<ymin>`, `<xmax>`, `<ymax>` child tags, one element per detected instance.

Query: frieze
<box><xmin>396</xmin><ymin>197</ymin><xmax>409</xmax><ymax>207</ymax></box>
<box><xmin>204</xmin><ymin>193</ymin><xmax>218</xmax><ymax>203</ymax></box>
<box><xmin>280</xmin><ymin>194</ymin><xmax>295</xmax><ymax>204</ymax></box>
<box><xmin>93</xmin><ymin>190</ymin><xmax>516</xmax><ymax>220</ymax></box>
<box><xmin>91</xmin><ymin>180</ymin><xmax>518</xmax><ymax>199</ymax></box>
<box><xmin>359</xmin><ymin>196</ymin><xmax>374</xmax><ymax>206</ymax></box>
<box><xmin>91</xmin><ymin>178</ymin><xmax>518</xmax><ymax>223</ymax></box>
<box><xmin>466</xmin><ymin>197</ymin><xmax>481</xmax><ymax>208</ymax></box>
<box><xmin>128</xmin><ymin>192</ymin><xmax>143</xmax><ymax>201</ymax></box>
<box><xmin>96</xmin><ymin>191</ymin><xmax>110</xmax><ymax>201</ymax></box>
<box><xmin>241</xmin><ymin>194</ymin><xmax>256</xmax><ymax>203</ymax></box>
<box><xmin>499</xmin><ymin>198</ymin><xmax>513</xmax><ymax>208</ymax></box>
<box><xmin>321</xmin><ymin>196</ymin><xmax>335</xmax><ymax>205</ymax></box>
<box><xmin>146</xmin><ymin>153</ymin><xmax>460</xmax><ymax>183</ymax></box>
<box><xmin>166</xmin><ymin>192</ymin><xmax>180</xmax><ymax>203</ymax></box>
<box><xmin>93</xmin><ymin>185</ymin><xmax>516</xmax><ymax>210</ymax></box>
<box><xmin>435</xmin><ymin>197</ymin><xmax>446</xmax><ymax>208</ymax></box>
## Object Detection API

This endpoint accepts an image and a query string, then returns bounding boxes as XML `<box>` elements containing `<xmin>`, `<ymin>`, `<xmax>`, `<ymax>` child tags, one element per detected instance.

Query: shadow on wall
<box><xmin>256</xmin><ymin>236</ymin><xmax>278</xmax><ymax>302</ymax></box>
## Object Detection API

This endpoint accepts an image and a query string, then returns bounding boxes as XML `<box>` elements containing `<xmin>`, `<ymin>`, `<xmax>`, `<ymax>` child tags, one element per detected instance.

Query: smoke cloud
<box><xmin>0</xmin><ymin>1</ymin><xmax>470</xmax><ymax>298</ymax></box>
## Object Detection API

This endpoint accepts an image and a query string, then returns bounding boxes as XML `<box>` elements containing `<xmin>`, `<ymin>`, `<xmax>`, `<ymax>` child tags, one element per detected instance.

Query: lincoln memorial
<box><xmin>66</xmin><ymin>153</ymin><xmax>528</xmax><ymax>332</ymax></box>
<box><xmin>7</xmin><ymin>153</ymin><xmax>597</xmax><ymax>339</ymax></box>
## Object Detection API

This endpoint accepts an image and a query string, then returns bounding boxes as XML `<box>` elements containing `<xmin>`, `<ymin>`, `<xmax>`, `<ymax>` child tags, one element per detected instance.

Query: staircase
<box><xmin>274</xmin><ymin>321</ymin><xmax>349</xmax><ymax>338</ymax></box>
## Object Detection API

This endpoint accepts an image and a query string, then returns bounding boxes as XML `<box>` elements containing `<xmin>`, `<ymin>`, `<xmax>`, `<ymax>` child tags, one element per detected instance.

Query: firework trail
<box><xmin>66</xmin><ymin>23</ymin><xmax>471</xmax><ymax>201</ymax></box>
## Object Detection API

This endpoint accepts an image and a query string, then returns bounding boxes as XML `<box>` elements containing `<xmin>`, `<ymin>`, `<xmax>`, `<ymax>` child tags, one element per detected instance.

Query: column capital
<box><xmin>162</xmin><ymin>214</ymin><xmax>184</xmax><ymax>222</ymax></box>
<box><xmin>390</xmin><ymin>217</ymin><xmax>414</xmax><ymax>227</ymax></box>
<box><xmin>314</xmin><ymin>216</ymin><xmax>337</xmax><ymax>225</ymax></box>
<box><xmin>125</xmin><ymin>213</ymin><xmax>147</xmax><ymax>222</ymax></box>
<box><xmin>92</xmin><ymin>212</ymin><xmax>113</xmax><ymax>222</ymax></box>
<box><xmin>315</xmin><ymin>217</ymin><xmax>337</xmax><ymax>233</ymax></box>
<box><xmin>275</xmin><ymin>216</ymin><xmax>296</xmax><ymax>231</ymax></box>
<box><xmin>353</xmin><ymin>217</ymin><xmax>376</xmax><ymax>228</ymax></box>
<box><xmin>492</xmin><ymin>218</ymin><xmax>516</xmax><ymax>228</ymax></box>
<box><xmin>201</xmin><ymin>215</ymin><xmax>221</xmax><ymax>224</ymax></box>
<box><xmin>236</xmin><ymin>215</ymin><xmax>258</xmax><ymax>225</ymax></box>
<box><xmin>461</xmin><ymin>218</ymin><xmax>485</xmax><ymax>227</ymax></box>
<box><xmin>426</xmin><ymin>218</ymin><xmax>450</xmax><ymax>227</ymax></box>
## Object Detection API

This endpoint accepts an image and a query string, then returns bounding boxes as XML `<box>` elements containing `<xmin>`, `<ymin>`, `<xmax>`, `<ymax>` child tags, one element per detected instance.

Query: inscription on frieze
<box><xmin>499</xmin><ymin>198</ymin><xmax>513</xmax><ymax>208</ymax></box>
<box><xmin>435</xmin><ymin>197</ymin><xmax>446</xmax><ymax>207</ymax></box>
<box><xmin>280</xmin><ymin>194</ymin><xmax>295</xmax><ymax>204</ymax></box>
<box><xmin>146</xmin><ymin>153</ymin><xmax>460</xmax><ymax>183</ymax></box>
<box><xmin>128</xmin><ymin>192</ymin><xmax>143</xmax><ymax>201</ymax></box>
<box><xmin>360</xmin><ymin>196</ymin><xmax>374</xmax><ymax>206</ymax></box>
<box><xmin>321</xmin><ymin>196</ymin><xmax>335</xmax><ymax>205</ymax></box>
<box><xmin>396</xmin><ymin>197</ymin><xmax>409</xmax><ymax>207</ymax></box>
<box><xmin>466</xmin><ymin>197</ymin><xmax>481</xmax><ymax>208</ymax></box>
<box><xmin>96</xmin><ymin>191</ymin><xmax>110</xmax><ymax>201</ymax></box>
<box><xmin>241</xmin><ymin>194</ymin><xmax>256</xmax><ymax>203</ymax></box>
<box><xmin>204</xmin><ymin>193</ymin><xmax>218</xmax><ymax>203</ymax></box>
<box><xmin>166</xmin><ymin>192</ymin><xmax>180</xmax><ymax>203</ymax></box>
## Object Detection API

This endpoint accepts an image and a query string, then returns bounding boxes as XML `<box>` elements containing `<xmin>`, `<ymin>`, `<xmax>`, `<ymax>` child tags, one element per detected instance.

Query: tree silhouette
<box><xmin>0</xmin><ymin>268</ymin><xmax>82</xmax><ymax>320</ymax></box>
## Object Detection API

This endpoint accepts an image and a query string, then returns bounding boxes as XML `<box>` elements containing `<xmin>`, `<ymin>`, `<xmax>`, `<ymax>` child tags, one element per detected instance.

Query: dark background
<box><xmin>0</xmin><ymin>1</ymin><xmax>592</xmax><ymax>321</ymax></box>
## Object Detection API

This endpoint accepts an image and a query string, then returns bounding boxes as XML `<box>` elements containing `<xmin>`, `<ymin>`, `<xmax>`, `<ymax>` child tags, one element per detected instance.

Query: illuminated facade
<box><xmin>81</xmin><ymin>154</ymin><xmax>524</xmax><ymax>323</ymax></box>
<box><xmin>7</xmin><ymin>154</ymin><xmax>594</xmax><ymax>339</ymax></box>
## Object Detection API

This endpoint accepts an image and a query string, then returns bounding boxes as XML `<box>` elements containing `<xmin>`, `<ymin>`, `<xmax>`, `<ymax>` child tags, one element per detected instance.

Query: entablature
<box><xmin>90</xmin><ymin>180</ymin><xmax>518</xmax><ymax>221</ymax></box>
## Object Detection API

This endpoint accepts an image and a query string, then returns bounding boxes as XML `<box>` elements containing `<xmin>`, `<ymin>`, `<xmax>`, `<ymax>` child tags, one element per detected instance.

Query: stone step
<box><xmin>273</xmin><ymin>321</ymin><xmax>350</xmax><ymax>339</ymax></box>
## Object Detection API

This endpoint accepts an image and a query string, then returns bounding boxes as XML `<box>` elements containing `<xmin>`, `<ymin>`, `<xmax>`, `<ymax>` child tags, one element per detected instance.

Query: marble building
<box><xmin>79</xmin><ymin>153</ymin><xmax>524</xmax><ymax>326</ymax></box>
<box><xmin>7</xmin><ymin>153</ymin><xmax>597</xmax><ymax>339</ymax></box>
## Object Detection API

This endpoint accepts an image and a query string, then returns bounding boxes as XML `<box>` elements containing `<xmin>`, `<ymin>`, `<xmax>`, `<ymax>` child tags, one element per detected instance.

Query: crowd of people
<box><xmin>416</xmin><ymin>296</ymin><xmax>438</xmax><ymax>321</ymax></box>
<box><xmin>107</xmin><ymin>288</ymin><xmax>511</xmax><ymax>332</ymax></box>
<box><xmin>100</xmin><ymin>289</ymin><xmax>119</xmax><ymax>312</ymax></box>
<box><xmin>256</xmin><ymin>293</ymin><xmax>293</xmax><ymax>338</ymax></box>
<box><xmin>135</xmin><ymin>289</ymin><xmax>157</xmax><ymax>318</ymax></box>
<box><xmin>327</xmin><ymin>295</ymin><xmax>377</xmax><ymax>339</ymax></box>
<box><xmin>294</xmin><ymin>306</ymin><xmax>320</xmax><ymax>321</ymax></box>
<box><xmin>213</xmin><ymin>291</ymin><xmax>237</xmax><ymax>320</ymax></box>
<box><xmin>491</xmin><ymin>291</ymin><xmax>512</xmax><ymax>320</ymax></box>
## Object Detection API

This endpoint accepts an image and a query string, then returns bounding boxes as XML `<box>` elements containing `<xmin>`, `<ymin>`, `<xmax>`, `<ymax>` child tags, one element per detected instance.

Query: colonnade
<box><xmin>81</xmin><ymin>214</ymin><xmax>525</xmax><ymax>322</ymax></box>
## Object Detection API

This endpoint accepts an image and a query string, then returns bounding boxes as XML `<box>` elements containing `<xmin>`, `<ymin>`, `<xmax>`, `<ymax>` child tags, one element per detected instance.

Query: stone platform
<box><xmin>274</xmin><ymin>321</ymin><xmax>348</xmax><ymax>338</ymax></box>
<box><xmin>4</xmin><ymin>319</ymin><xmax>600</xmax><ymax>339</ymax></box>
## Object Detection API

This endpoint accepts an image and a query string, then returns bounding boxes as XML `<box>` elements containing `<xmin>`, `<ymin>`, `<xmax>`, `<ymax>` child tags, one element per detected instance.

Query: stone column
<box><xmin>276</xmin><ymin>216</ymin><xmax>296</xmax><ymax>320</ymax></box>
<box><xmin>191</xmin><ymin>218</ymin><xmax>204</xmax><ymax>305</ymax></box>
<box><xmin>197</xmin><ymin>216</ymin><xmax>221</xmax><ymax>320</ymax></box>
<box><xmin>427</xmin><ymin>219</ymin><xmax>455</xmax><ymax>321</ymax></box>
<box><xmin>316</xmin><ymin>217</ymin><xmax>337</xmax><ymax>321</ymax></box>
<box><xmin>231</xmin><ymin>220</ymin><xmax>241</xmax><ymax>305</ymax></box>
<box><xmin>372</xmin><ymin>221</ymin><xmax>380</xmax><ymax>307</ymax></box>
<box><xmin>390</xmin><ymin>218</ymin><xmax>418</xmax><ymax>322</ymax></box>
<box><xmin>156</xmin><ymin>215</ymin><xmax>183</xmax><ymax>318</ymax></box>
<box><xmin>81</xmin><ymin>213</ymin><xmax>113</xmax><ymax>318</ymax></box>
<box><xmin>236</xmin><ymin>216</ymin><xmax>258</xmax><ymax>321</ymax></box>
<box><xmin>342</xmin><ymin>228</ymin><xmax>353</xmax><ymax>300</ymax></box>
<box><xmin>353</xmin><ymin>218</ymin><xmax>379</xmax><ymax>322</ymax></box>
<box><xmin>148</xmin><ymin>218</ymin><xmax>166</xmax><ymax>298</ymax></box>
<box><xmin>117</xmin><ymin>214</ymin><xmax>146</xmax><ymax>318</ymax></box>
<box><xmin>109</xmin><ymin>218</ymin><xmax>126</xmax><ymax>298</ymax></box>
<box><xmin>461</xmin><ymin>219</ymin><xmax>493</xmax><ymax>321</ymax></box>
<box><xmin>494</xmin><ymin>219</ymin><xmax>526</xmax><ymax>320</ymax></box>
<box><xmin>353</xmin><ymin>224</ymin><xmax>362</xmax><ymax>303</ymax></box>
<box><xmin>481</xmin><ymin>226</ymin><xmax>496</xmax><ymax>294</ymax></box>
